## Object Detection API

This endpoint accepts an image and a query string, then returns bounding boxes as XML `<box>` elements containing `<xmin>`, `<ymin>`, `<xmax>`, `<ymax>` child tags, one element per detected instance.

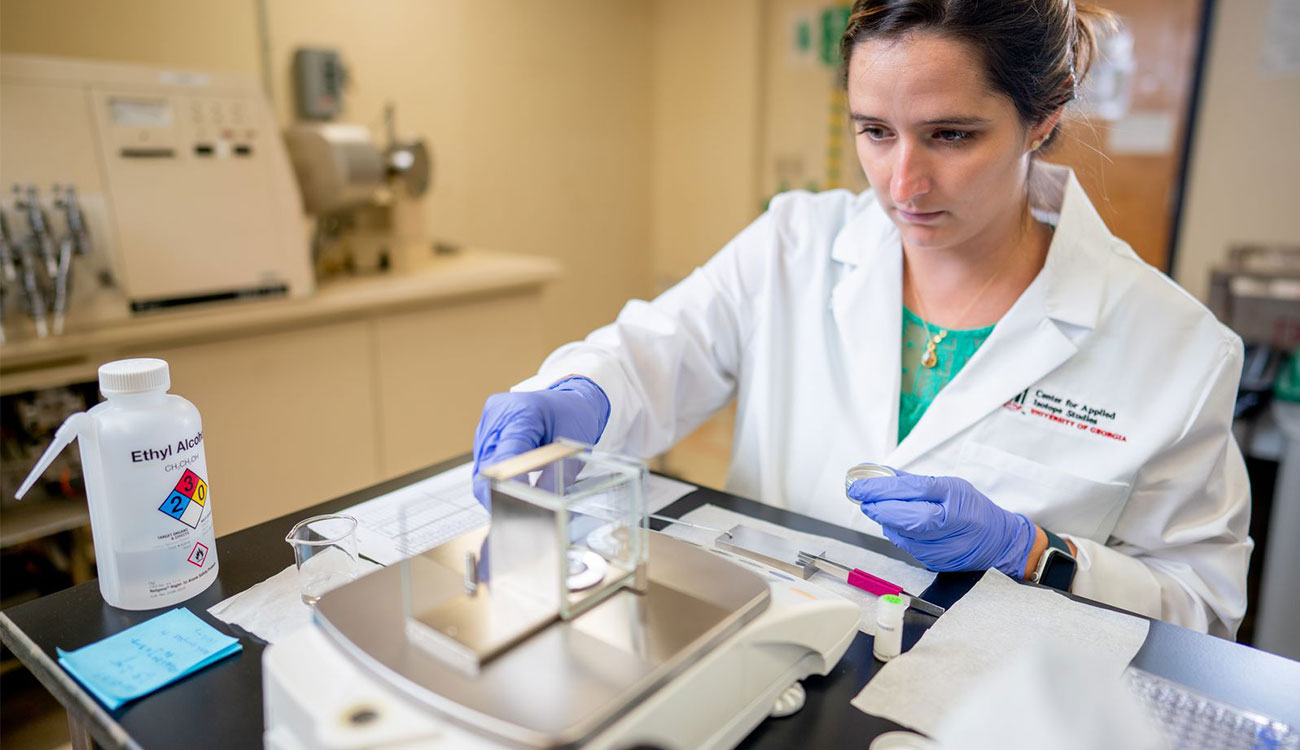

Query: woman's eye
<box><xmin>857</xmin><ymin>126</ymin><xmax>891</xmax><ymax>140</ymax></box>
<box><xmin>935</xmin><ymin>129</ymin><xmax>972</xmax><ymax>144</ymax></box>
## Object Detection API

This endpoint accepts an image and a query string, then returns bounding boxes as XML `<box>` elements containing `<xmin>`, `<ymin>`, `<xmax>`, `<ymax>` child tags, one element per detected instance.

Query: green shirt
<box><xmin>899</xmin><ymin>307</ymin><xmax>995</xmax><ymax>442</ymax></box>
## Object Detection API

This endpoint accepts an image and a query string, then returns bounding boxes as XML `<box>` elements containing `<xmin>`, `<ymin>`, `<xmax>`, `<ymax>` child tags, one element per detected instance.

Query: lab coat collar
<box><xmin>829</xmin><ymin>199</ymin><xmax>904</xmax><ymax>457</ymax></box>
<box><xmin>832</xmin><ymin>162</ymin><xmax>1113</xmax><ymax>332</ymax></box>
<box><xmin>1031</xmin><ymin>162</ymin><xmax>1111</xmax><ymax>331</ymax></box>
<box><xmin>829</xmin><ymin>163</ymin><xmax>1115</xmax><ymax>465</ymax></box>
<box><xmin>830</xmin><ymin>195</ymin><xmax>898</xmax><ymax>266</ymax></box>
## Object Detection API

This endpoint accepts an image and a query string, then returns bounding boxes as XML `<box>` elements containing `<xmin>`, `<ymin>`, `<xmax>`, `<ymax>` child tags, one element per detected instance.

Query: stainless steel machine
<box><xmin>262</xmin><ymin>443</ymin><xmax>860</xmax><ymax>749</ymax></box>
<box><xmin>0</xmin><ymin>54</ymin><xmax>314</xmax><ymax>339</ymax></box>
<box><xmin>282</xmin><ymin>104</ymin><xmax>433</xmax><ymax>277</ymax></box>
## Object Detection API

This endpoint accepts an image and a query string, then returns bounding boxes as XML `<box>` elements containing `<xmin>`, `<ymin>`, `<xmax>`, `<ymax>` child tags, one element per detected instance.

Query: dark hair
<box><xmin>839</xmin><ymin>0</ymin><xmax>1117</xmax><ymax>150</ymax></box>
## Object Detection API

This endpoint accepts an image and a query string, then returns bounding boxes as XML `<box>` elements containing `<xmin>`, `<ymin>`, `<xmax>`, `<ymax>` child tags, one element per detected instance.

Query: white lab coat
<box><xmin>517</xmin><ymin>163</ymin><xmax>1252</xmax><ymax>638</ymax></box>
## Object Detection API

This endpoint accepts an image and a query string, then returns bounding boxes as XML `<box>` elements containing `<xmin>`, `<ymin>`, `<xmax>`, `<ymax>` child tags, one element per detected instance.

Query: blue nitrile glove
<box><xmin>849</xmin><ymin>469</ymin><xmax>1036</xmax><ymax>577</ymax></box>
<box><xmin>471</xmin><ymin>376</ymin><xmax>610</xmax><ymax>508</ymax></box>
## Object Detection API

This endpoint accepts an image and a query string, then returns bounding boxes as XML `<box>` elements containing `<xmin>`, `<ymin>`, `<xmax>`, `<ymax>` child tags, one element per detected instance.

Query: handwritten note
<box><xmin>57</xmin><ymin>608</ymin><xmax>242</xmax><ymax>709</ymax></box>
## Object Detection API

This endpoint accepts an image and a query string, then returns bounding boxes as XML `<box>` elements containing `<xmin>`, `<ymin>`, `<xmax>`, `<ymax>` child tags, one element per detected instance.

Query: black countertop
<box><xmin>4</xmin><ymin>456</ymin><xmax>1298</xmax><ymax>749</ymax></box>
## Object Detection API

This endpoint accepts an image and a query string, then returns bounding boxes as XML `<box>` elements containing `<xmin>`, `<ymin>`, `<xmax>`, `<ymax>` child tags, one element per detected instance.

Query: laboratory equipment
<box><xmin>292</xmin><ymin>47</ymin><xmax>348</xmax><ymax>121</ymax></box>
<box><xmin>846</xmin><ymin>462</ymin><xmax>897</xmax><ymax>496</ymax></box>
<box><xmin>0</xmin><ymin>383</ymin><xmax>98</xmax><ymax>511</ymax></box>
<box><xmin>1209</xmin><ymin>244</ymin><xmax>1300</xmax><ymax>657</ymax></box>
<box><xmin>50</xmin><ymin>185</ymin><xmax>91</xmax><ymax>334</ymax></box>
<box><xmin>716</xmin><ymin>523</ymin><xmax>824</xmax><ymax>578</ymax></box>
<box><xmin>283</xmin><ymin>104</ymin><xmax>433</xmax><ymax>276</ymax></box>
<box><xmin>797</xmin><ymin>550</ymin><xmax>945</xmax><ymax>617</ymax></box>
<box><xmin>720</xmin><ymin>523</ymin><xmax>944</xmax><ymax>616</ymax></box>
<box><xmin>648</xmin><ymin>513</ymin><xmax>735</xmax><ymax>537</ymax></box>
<box><xmin>1257</xmin><ymin>386</ymin><xmax>1300</xmax><ymax>660</ymax></box>
<box><xmin>285</xmin><ymin>514</ymin><xmax>359</xmax><ymax>605</ymax></box>
<box><xmin>280</xmin><ymin>124</ymin><xmax>384</xmax><ymax>214</ymax></box>
<box><xmin>0</xmin><ymin>200</ymin><xmax>50</xmax><ymax>338</ymax></box>
<box><xmin>13</xmin><ymin>185</ymin><xmax>59</xmax><ymax>282</ymax></box>
<box><xmin>12</xmin><ymin>358</ymin><xmax>218</xmax><ymax>609</ymax></box>
<box><xmin>872</xmin><ymin>593</ymin><xmax>907</xmax><ymax>661</ymax></box>
<box><xmin>1208</xmin><ymin>243</ymin><xmax>1300</xmax><ymax>351</ymax></box>
<box><xmin>262</xmin><ymin>442</ymin><xmax>860</xmax><ymax>749</ymax></box>
<box><xmin>0</xmin><ymin>210</ymin><xmax>14</xmax><ymax>341</ymax></box>
<box><xmin>0</xmin><ymin>54</ymin><xmax>313</xmax><ymax>338</ymax></box>
<box><xmin>870</xmin><ymin>731</ymin><xmax>936</xmax><ymax>750</ymax></box>
<box><xmin>1125</xmin><ymin>667</ymin><xmax>1299</xmax><ymax>750</ymax></box>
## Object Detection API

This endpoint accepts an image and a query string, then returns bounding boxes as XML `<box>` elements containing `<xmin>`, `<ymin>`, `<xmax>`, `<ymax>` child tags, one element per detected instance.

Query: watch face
<box><xmin>1040</xmin><ymin>548</ymin><xmax>1078</xmax><ymax>591</ymax></box>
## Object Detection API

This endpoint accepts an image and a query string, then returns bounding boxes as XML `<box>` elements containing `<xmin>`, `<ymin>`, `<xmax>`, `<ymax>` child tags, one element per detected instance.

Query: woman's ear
<box><xmin>1030</xmin><ymin>106</ymin><xmax>1066</xmax><ymax>151</ymax></box>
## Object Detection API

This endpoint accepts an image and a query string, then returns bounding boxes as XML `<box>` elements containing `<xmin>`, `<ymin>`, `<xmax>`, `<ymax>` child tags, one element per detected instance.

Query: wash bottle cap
<box><xmin>99</xmin><ymin>358</ymin><xmax>170</xmax><ymax>396</ymax></box>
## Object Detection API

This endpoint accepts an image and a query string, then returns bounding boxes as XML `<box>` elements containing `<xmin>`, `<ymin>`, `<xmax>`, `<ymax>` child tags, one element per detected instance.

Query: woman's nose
<box><xmin>890</xmin><ymin>144</ymin><xmax>932</xmax><ymax>206</ymax></box>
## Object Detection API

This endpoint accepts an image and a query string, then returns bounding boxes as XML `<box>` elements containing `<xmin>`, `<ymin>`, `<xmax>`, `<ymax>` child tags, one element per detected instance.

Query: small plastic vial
<box><xmin>873</xmin><ymin>593</ymin><xmax>908</xmax><ymax>661</ymax></box>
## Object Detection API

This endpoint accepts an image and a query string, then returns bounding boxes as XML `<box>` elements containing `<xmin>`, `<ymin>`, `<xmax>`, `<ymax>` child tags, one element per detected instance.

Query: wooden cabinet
<box><xmin>155</xmin><ymin>321</ymin><xmax>378</xmax><ymax>535</ymax></box>
<box><xmin>0</xmin><ymin>251</ymin><xmax>559</xmax><ymax>536</ymax></box>
<box><xmin>373</xmin><ymin>293</ymin><xmax>544</xmax><ymax>480</ymax></box>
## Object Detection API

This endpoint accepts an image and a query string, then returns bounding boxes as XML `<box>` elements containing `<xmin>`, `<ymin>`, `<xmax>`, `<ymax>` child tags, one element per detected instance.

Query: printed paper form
<box><xmin>343</xmin><ymin>462</ymin><xmax>484</xmax><ymax>565</ymax></box>
<box><xmin>342</xmin><ymin>461</ymin><xmax>699</xmax><ymax>565</ymax></box>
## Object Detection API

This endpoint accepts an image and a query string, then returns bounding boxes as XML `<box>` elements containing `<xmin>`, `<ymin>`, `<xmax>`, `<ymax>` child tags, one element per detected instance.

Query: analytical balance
<box><xmin>262</xmin><ymin>442</ymin><xmax>860</xmax><ymax>749</ymax></box>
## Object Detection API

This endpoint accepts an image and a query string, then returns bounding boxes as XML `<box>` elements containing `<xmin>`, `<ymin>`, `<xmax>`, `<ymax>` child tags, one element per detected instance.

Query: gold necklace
<box><xmin>906</xmin><ymin>246</ymin><xmax>1017</xmax><ymax>369</ymax></box>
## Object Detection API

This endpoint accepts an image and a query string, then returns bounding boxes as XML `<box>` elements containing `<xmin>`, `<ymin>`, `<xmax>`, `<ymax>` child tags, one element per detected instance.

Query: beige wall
<box><xmin>5</xmin><ymin>0</ymin><xmax>1290</xmax><ymax>334</ymax></box>
<box><xmin>260</xmin><ymin>0</ymin><xmax>656</xmax><ymax>348</ymax></box>
<box><xmin>1174</xmin><ymin>1</ymin><xmax>1300</xmax><ymax>301</ymax></box>
<box><xmin>760</xmin><ymin>1</ymin><xmax>867</xmax><ymax>200</ymax></box>
<box><xmin>649</xmin><ymin>0</ymin><xmax>764</xmax><ymax>288</ymax></box>
<box><xmin>0</xmin><ymin>0</ymin><xmax>261</xmax><ymax>76</ymax></box>
<box><xmin>1</xmin><ymin>0</ymin><xmax>654</xmax><ymax>350</ymax></box>
<box><xmin>647</xmin><ymin>0</ymin><xmax>869</xmax><ymax>290</ymax></box>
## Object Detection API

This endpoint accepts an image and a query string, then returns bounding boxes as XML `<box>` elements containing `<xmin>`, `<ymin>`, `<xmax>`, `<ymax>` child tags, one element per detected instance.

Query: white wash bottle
<box><xmin>16</xmin><ymin>358</ymin><xmax>219</xmax><ymax>609</ymax></box>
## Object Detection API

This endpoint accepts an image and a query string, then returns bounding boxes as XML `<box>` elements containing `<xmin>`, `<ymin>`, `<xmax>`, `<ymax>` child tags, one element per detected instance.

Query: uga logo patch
<box><xmin>1003</xmin><ymin>387</ymin><xmax>1128</xmax><ymax>442</ymax></box>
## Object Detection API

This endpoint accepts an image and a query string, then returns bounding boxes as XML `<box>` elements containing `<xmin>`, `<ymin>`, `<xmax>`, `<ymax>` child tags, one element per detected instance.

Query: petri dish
<box><xmin>846</xmin><ymin>463</ymin><xmax>897</xmax><ymax>500</ymax></box>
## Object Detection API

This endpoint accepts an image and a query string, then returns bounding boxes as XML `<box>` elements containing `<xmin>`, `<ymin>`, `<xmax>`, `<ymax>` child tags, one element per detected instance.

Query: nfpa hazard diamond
<box><xmin>158</xmin><ymin>468</ymin><xmax>209</xmax><ymax>529</ymax></box>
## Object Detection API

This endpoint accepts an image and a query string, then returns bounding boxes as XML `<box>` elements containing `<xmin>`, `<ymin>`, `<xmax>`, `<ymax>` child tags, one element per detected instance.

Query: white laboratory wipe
<box><xmin>851</xmin><ymin>569</ymin><xmax>1149</xmax><ymax>736</ymax></box>
<box><xmin>208</xmin><ymin>559</ymin><xmax>380</xmax><ymax>644</ymax></box>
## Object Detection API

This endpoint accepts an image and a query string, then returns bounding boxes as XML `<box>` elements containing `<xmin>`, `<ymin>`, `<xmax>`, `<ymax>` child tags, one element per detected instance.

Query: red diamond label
<box><xmin>187</xmin><ymin>542</ymin><xmax>209</xmax><ymax>567</ymax></box>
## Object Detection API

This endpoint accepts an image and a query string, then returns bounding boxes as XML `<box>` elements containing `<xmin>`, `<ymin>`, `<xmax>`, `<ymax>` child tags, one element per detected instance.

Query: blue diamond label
<box><xmin>159</xmin><ymin>490</ymin><xmax>191</xmax><ymax>521</ymax></box>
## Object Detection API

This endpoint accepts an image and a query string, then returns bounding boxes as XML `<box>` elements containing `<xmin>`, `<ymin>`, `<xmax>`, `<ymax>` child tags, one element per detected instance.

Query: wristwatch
<box><xmin>1029</xmin><ymin>529</ymin><xmax>1077</xmax><ymax>592</ymax></box>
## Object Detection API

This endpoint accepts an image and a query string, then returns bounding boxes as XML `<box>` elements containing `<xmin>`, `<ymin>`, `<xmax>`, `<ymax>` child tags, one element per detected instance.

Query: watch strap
<box><xmin>1035</xmin><ymin>529</ymin><xmax>1077</xmax><ymax>591</ymax></box>
<box><xmin>1043</xmin><ymin>529</ymin><xmax>1070</xmax><ymax>556</ymax></box>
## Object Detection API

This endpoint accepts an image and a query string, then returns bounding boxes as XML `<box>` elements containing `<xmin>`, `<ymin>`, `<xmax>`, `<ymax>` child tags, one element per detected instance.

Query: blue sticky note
<box><xmin>56</xmin><ymin>608</ymin><xmax>242</xmax><ymax>710</ymax></box>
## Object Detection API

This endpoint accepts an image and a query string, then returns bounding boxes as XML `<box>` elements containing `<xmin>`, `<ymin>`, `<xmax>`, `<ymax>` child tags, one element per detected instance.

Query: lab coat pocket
<box><xmin>956</xmin><ymin>441</ymin><xmax>1132</xmax><ymax>543</ymax></box>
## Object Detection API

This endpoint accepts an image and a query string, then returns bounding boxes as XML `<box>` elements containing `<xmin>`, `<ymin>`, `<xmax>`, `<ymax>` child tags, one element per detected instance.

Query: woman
<box><xmin>472</xmin><ymin>0</ymin><xmax>1251</xmax><ymax>638</ymax></box>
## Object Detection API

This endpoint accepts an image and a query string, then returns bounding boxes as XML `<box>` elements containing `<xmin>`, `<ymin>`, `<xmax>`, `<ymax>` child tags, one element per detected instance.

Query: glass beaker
<box><xmin>285</xmin><ymin>514</ymin><xmax>359</xmax><ymax>605</ymax></box>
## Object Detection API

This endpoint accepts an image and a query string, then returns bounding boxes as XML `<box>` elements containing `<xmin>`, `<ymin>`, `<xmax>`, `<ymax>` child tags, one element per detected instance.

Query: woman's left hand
<box><xmin>849</xmin><ymin>469</ymin><xmax>1036</xmax><ymax>577</ymax></box>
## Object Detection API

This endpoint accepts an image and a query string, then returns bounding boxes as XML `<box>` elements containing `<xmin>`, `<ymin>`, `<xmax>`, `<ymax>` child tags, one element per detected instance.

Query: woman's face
<box><xmin>847</xmin><ymin>33</ymin><xmax>1051</xmax><ymax>253</ymax></box>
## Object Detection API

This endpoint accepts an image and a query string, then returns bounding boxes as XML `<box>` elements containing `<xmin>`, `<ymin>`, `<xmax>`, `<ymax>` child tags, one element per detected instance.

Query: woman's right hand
<box><xmin>471</xmin><ymin>376</ymin><xmax>610</xmax><ymax>507</ymax></box>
